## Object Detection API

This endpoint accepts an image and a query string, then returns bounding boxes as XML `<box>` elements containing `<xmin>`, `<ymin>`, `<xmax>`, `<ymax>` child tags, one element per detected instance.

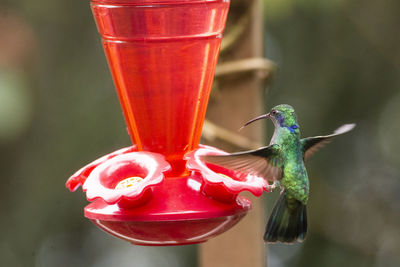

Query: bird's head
<box><xmin>241</xmin><ymin>104</ymin><xmax>299</xmax><ymax>133</ymax></box>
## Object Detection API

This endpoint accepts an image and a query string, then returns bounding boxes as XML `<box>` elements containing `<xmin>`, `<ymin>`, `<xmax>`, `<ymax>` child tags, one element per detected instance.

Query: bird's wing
<box><xmin>301</xmin><ymin>123</ymin><xmax>355</xmax><ymax>159</ymax></box>
<box><xmin>200</xmin><ymin>144</ymin><xmax>283</xmax><ymax>182</ymax></box>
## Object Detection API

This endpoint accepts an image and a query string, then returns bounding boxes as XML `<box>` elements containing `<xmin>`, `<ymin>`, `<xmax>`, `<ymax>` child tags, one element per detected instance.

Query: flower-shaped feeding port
<box><xmin>66</xmin><ymin>146</ymin><xmax>137</xmax><ymax>192</ymax></box>
<box><xmin>186</xmin><ymin>145</ymin><xmax>269</xmax><ymax>203</ymax></box>
<box><xmin>83</xmin><ymin>152</ymin><xmax>170</xmax><ymax>209</ymax></box>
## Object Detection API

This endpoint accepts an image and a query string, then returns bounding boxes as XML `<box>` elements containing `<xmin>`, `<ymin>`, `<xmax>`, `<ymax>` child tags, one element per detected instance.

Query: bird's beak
<box><xmin>239</xmin><ymin>113</ymin><xmax>270</xmax><ymax>130</ymax></box>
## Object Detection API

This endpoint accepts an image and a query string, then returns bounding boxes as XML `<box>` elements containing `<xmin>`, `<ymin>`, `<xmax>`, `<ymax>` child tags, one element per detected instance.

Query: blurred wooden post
<box><xmin>199</xmin><ymin>0</ymin><xmax>266</xmax><ymax>266</ymax></box>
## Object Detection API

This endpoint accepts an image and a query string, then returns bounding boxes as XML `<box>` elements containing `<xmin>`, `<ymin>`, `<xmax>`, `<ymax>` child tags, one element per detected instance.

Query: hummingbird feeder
<box><xmin>66</xmin><ymin>0</ymin><xmax>268</xmax><ymax>246</ymax></box>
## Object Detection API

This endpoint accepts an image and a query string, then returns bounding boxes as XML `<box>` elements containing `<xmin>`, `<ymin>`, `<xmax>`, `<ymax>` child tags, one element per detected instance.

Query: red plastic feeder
<box><xmin>66</xmin><ymin>0</ymin><xmax>268</xmax><ymax>246</ymax></box>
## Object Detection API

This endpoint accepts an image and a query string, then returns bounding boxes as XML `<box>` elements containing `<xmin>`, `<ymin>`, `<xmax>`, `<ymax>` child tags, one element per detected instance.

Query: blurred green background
<box><xmin>1</xmin><ymin>0</ymin><xmax>399</xmax><ymax>266</ymax></box>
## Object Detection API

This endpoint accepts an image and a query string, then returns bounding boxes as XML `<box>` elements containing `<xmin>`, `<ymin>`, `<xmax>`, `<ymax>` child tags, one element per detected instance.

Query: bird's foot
<box><xmin>266</xmin><ymin>181</ymin><xmax>280</xmax><ymax>192</ymax></box>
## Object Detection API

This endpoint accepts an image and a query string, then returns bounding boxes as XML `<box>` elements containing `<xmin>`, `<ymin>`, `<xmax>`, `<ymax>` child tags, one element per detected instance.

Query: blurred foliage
<box><xmin>0</xmin><ymin>70</ymin><xmax>32</xmax><ymax>142</ymax></box>
<box><xmin>0</xmin><ymin>0</ymin><xmax>399</xmax><ymax>266</ymax></box>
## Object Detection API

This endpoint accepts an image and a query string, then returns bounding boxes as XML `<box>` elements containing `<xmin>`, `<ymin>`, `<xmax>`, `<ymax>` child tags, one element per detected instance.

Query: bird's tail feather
<box><xmin>264</xmin><ymin>190</ymin><xmax>307</xmax><ymax>243</ymax></box>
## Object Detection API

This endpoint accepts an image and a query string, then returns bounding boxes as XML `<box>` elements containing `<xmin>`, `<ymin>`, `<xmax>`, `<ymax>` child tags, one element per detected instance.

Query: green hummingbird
<box><xmin>201</xmin><ymin>104</ymin><xmax>355</xmax><ymax>243</ymax></box>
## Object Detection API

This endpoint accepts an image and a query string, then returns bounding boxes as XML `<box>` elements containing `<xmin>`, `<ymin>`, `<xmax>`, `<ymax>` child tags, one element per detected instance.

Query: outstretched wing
<box><xmin>200</xmin><ymin>144</ymin><xmax>283</xmax><ymax>182</ymax></box>
<box><xmin>301</xmin><ymin>123</ymin><xmax>355</xmax><ymax>159</ymax></box>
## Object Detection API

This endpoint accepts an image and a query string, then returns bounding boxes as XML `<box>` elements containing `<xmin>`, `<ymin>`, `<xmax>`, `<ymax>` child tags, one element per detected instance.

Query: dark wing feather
<box><xmin>200</xmin><ymin>144</ymin><xmax>282</xmax><ymax>182</ymax></box>
<box><xmin>301</xmin><ymin>123</ymin><xmax>355</xmax><ymax>159</ymax></box>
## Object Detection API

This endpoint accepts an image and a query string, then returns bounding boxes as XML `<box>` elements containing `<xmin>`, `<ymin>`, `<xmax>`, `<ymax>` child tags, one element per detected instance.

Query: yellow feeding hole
<box><xmin>115</xmin><ymin>177</ymin><xmax>144</xmax><ymax>189</ymax></box>
<box><xmin>218</xmin><ymin>173</ymin><xmax>232</xmax><ymax>179</ymax></box>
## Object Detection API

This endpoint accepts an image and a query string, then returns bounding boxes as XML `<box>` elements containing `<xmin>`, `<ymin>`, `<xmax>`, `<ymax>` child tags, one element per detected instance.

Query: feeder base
<box><xmin>90</xmin><ymin>214</ymin><xmax>246</xmax><ymax>246</ymax></box>
<box><xmin>84</xmin><ymin>173</ymin><xmax>251</xmax><ymax>245</ymax></box>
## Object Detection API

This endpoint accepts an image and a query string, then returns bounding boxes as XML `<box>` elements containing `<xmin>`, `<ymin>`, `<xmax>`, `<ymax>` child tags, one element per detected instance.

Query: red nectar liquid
<box><xmin>91</xmin><ymin>0</ymin><xmax>229</xmax><ymax>175</ymax></box>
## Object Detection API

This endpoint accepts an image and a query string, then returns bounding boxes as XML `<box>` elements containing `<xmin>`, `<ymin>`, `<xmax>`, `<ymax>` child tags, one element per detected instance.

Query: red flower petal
<box><xmin>185</xmin><ymin>145</ymin><xmax>268</xmax><ymax>197</ymax></box>
<box><xmin>83</xmin><ymin>152</ymin><xmax>170</xmax><ymax>205</ymax></box>
<box><xmin>66</xmin><ymin>146</ymin><xmax>137</xmax><ymax>192</ymax></box>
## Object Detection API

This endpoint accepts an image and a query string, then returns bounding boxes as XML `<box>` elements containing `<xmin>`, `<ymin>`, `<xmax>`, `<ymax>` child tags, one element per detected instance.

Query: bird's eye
<box><xmin>271</xmin><ymin>110</ymin><xmax>277</xmax><ymax>115</ymax></box>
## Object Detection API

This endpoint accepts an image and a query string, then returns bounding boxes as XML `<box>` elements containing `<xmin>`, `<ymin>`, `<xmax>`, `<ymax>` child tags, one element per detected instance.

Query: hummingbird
<box><xmin>201</xmin><ymin>104</ymin><xmax>355</xmax><ymax>243</ymax></box>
